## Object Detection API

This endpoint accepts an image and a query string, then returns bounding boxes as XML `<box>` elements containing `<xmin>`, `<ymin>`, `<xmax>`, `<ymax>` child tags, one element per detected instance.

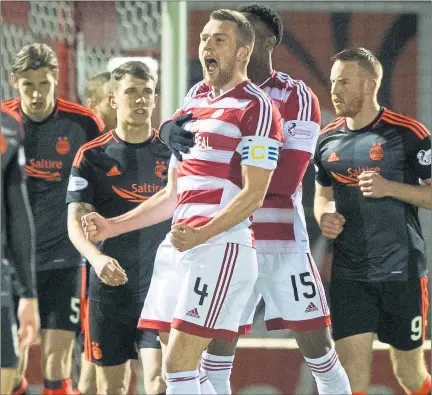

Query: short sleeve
<box><xmin>412</xmin><ymin>135</ymin><xmax>431</xmax><ymax>180</ymax></box>
<box><xmin>66</xmin><ymin>153</ymin><xmax>96</xmax><ymax>205</ymax></box>
<box><xmin>314</xmin><ymin>141</ymin><xmax>332</xmax><ymax>187</ymax></box>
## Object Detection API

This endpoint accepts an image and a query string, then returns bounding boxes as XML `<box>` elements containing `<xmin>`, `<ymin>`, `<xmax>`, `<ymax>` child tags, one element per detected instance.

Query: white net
<box><xmin>0</xmin><ymin>24</ymin><xmax>33</xmax><ymax>100</ymax></box>
<box><xmin>29</xmin><ymin>1</ymin><xmax>76</xmax><ymax>44</ymax></box>
<box><xmin>115</xmin><ymin>1</ymin><xmax>161</xmax><ymax>50</ymax></box>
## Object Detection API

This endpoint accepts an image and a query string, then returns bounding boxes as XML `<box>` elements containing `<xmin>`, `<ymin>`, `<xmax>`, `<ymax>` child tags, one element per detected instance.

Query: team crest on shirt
<box><xmin>417</xmin><ymin>149</ymin><xmax>431</xmax><ymax>165</ymax></box>
<box><xmin>154</xmin><ymin>160</ymin><xmax>167</xmax><ymax>178</ymax></box>
<box><xmin>56</xmin><ymin>136</ymin><xmax>70</xmax><ymax>155</ymax></box>
<box><xmin>369</xmin><ymin>142</ymin><xmax>384</xmax><ymax>160</ymax></box>
<box><xmin>211</xmin><ymin>109</ymin><xmax>224</xmax><ymax>119</ymax></box>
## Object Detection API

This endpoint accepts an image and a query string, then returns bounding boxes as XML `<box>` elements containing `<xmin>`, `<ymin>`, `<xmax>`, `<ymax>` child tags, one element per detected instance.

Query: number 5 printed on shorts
<box><xmin>70</xmin><ymin>297</ymin><xmax>80</xmax><ymax>324</ymax></box>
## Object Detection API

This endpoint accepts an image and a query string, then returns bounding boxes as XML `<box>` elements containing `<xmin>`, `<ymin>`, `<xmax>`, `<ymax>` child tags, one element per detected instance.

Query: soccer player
<box><xmin>1</xmin><ymin>106</ymin><xmax>40</xmax><ymax>395</ymax></box>
<box><xmin>85</xmin><ymin>72</ymin><xmax>117</xmax><ymax>131</ymax></box>
<box><xmin>314</xmin><ymin>47</ymin><xmax>431</xmax><ymax>395</ymax></box>
<box><xmin>67</xmin><ymin>61</ymin><xmax>168</xmax><ymax>395</ymax></box>
<box><xmin>2</xmin><ymin>43</ymin><xmax>104</xmax><ymax>395</ymax></box>
<box><xmin>161</xmin><ymin>4</ymin><xmax>351</xmax><ymax>395</ymax></box>
<box><xmin>82</xmin><ymin>9</ymin><xmax>284</xmax><ymax>394</ymax></box>
<box><xmin>77</xmin><ymin>71</ymin><xmax>117</xmax><ymax>395</ymax></box>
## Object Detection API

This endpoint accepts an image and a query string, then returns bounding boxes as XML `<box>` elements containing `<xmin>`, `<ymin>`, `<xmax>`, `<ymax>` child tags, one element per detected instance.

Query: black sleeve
<box><xmin>408</xmin><ymin>134</ymin><xmax>431</xmax><ymax>181</ymax></box>
<box><xmin>5</xmin><ymin>147</ymin><xmax>37</xmax><ymax>298</ymax></box>
<box><xmin>66</xmin><ymin>153</ymin><xmax>96</xmax><ymax>205</ymax></box>
<box><xmin>313</xmin><ymin>139</ymin><xmax>332</xmax><ymax>186</ymax></box>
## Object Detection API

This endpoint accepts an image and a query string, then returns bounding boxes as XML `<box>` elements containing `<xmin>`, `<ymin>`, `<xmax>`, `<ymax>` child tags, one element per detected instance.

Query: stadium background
<box><xmin>1</xmin><ymin>1</ymin><xmax>431</xmax><ymax>394</ymax></box>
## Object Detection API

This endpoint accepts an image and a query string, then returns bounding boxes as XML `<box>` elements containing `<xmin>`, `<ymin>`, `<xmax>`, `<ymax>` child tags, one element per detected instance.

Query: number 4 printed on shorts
<box><xmin>194</xmin><ymin>277</ymin><xmax>209</xmax><ymax>306</ymax></box>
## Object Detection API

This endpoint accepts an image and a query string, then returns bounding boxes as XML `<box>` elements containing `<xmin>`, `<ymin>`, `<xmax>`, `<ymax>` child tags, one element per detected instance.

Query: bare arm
<box><xmin>314</xmin><ymin>182</ymin><xmax>345</xmax><ymax>239</ymax></box>
<box><xmin>83</xmin><ymin>168</ymin><xmax>177</xmax><ymax>242</ymax></box>
<box><xmin>68</xmin><ymin>202</ymin><xmax>127</xmax><ymax>286</ymax></box>
<box><xmin>67</xmin><ymin>202</ymin><xmax>102</xmax><ymax>262</ymax></box>
<box><xmin>109</xmin><ymin>168</ymin><xmax>177</xmax><ymax>235</ymax></box>
<box><xmin>314</xmin><ymin>182</ymin><xmax>336</xmax><ymax>224</ymax></box>
<box><xmin>385</xmin><ymin>178</ymin><xmax>431</xmax><ymax>210</ymax></box>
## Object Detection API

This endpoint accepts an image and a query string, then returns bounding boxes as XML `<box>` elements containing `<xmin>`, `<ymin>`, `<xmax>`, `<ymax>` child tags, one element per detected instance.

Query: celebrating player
<box><xmin>161</xmin><ymin>4</ymin><xmax>351</xmax><ymax>395</ymax></box>
<box><xmin>314</xmin><ymin>47</ymin><xmax>431</xmax><ymax>395</ymax></box>
<box><xmin>2</xmin><ymin>43</ymin><xmax>104</xmax><ymax>395</ymax></box>
<box><xmin>67</xmin><ymin>61</ymin><xmax>168</xmax><ymax>395</ymax></box>
<box><xmin>82</xmin><ymin>9</ymin><xmax>284</xmax><ymax>394</ymax></box>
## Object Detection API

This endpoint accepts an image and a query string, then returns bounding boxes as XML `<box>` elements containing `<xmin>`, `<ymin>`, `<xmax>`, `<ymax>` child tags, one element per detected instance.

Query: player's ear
<box><xmin>365</xmin><ymin>79</ymin><xmax>376</xmax><ymax>95</ymax></box>
<box><xmin>11</xmin><ymin>73</ymin><xmax>19</xmax><ymax>89</ymax></box>
<box><xmin>266</xmin><ymin>36</ymin><xmax>277</xmax><ymax>51</ymax></box>
<box><xmin>153</xmin><ymin>94</ymin><xmax>158</xmax><ymax>109</ymax></box>
<box><xmin>236</xmin><ymin>45</ymin><xmax>250</xmax><ymax>63</ymax></box>
<box><xmin>52</xmin><ymin>68</ymin><xmax>59</xmax><ymax>85</ymax></box>
<box><xmin>108</xmin><ymin>93</ymin><xmax>117</xmax><ymax>109</ymax></box>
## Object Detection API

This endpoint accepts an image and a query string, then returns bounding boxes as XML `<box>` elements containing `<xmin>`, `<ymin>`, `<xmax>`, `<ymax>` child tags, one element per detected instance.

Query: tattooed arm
<box><xmin>67</xmin><ymin>202</ymin><xmax>127</xmax><ymax>286</ymax></box>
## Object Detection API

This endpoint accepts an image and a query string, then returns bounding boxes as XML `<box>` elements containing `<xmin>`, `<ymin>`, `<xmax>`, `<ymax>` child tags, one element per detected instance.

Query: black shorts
<box><xmin>37</xmin><ymin>267</ymin><xmax>83</xmax><ymax>332</ymax></box>
<box><xmin>85</xmin><ymin>299</ymin><xmax>161</xmax><ymax>367</ymax></box>
<box><xmin>330</xmin><ymin>275</ymin><xmax>429</xmax><ymax>351</ymax></box>
<box><xmin>1</xmin><ymin>292</ymin><xmax>19</xmax><ymax>368</ymax></box>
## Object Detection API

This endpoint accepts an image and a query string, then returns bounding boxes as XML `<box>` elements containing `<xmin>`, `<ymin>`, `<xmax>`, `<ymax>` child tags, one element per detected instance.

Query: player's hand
<box><xmin>159</xmin><ymin>113</ymin><xmax>195</xmax><ymax>161</ymax></box>
<box><xmin>319</xmin><ymin>212</ymin><xmax>345</xmax><ymax>239</ymax></box>
<box><xmin>358</xmin><ymin>171</ymin><xmax>391</xmax><ymax>198</ymax></box>
<box><xmin>90</xmin><ymin>255</ymin><xmax>128</xmax><ymax>286</ymax></box>
<box><xmin>170</xmin><ymin>223</ymin><xmax>208</xmax><ymax>252</ymax></box>
<box><xmin>17</xmin><ymin>298</ymin><xmax>40</xmax><ymax>349</ymax></box>
<box><xmin>82</xmin><ymin>212</ymin><xmax>115</xmax><ymax>242</ymax></box>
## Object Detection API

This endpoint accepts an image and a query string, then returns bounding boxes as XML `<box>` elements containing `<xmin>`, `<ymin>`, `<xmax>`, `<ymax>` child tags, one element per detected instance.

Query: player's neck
<box><xmin>116</xmin><ymin>122</ymin><xmax>153</xmax><ymax>143</ymax></box>
<box><xmin>210</xmin><ymin>71</ymin><xmax>248</xmax><ymax>98</ymax></box>
<box><xmin>346</xmin><ymin>100</ymin><xmax>381</xmax><ymax>130</ymax></box>
<box><xmin>248</xmin><ymin>57</ymin><xmax>273</xmax><ymax>86</ymax></box>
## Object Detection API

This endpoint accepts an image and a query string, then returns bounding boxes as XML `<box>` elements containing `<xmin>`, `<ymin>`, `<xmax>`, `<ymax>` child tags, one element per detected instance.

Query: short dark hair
<box><xmin>11</xmin><ymin>43</ymin><xmax>58</xmax><ymax>73</ymax></box>
<box><xmin>85</xmin><ymin>72</ymin><xmax>111</xmax><ymax>101</ymax></box>
<box><xmin>111</xmin><ymin>61</ymin><xmax>155</xmax><ymax>91</ymax></box>
<box><xmin>210</xmin><ymin>9</ymin><xmax>255</xmax><ymax>50</ymax></box>
<box><xmin>238</xmin><ymin>3</ymin><xmax>283</xmax><ymax>46</ymax></box>
<box><xmin>332</xmin><ymin>47</ymin><xmax>382</xmax><ymax>80</ymax></box>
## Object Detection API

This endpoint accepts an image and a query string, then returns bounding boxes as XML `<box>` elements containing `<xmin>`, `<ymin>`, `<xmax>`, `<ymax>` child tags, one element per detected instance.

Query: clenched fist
<box><xmin>319</xmin><ymin>212</ymin><xmax>345</xmax><ymax>239</ymax></box>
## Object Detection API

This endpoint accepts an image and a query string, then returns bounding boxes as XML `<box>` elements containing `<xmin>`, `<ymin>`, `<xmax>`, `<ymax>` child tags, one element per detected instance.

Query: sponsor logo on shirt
<box><xmin>417</xmin><ymin>149</ymin><xmax>431</xmax><ymax>165</ymax></box>
<box><xmin>154</xmin><ymin>160</ymin><xmax>167</xmax><ymax>178</ymax></box>
<box><xmin>284</xmin><ymin>122</ymin><xmax>312</xmax><ymax>139</ymax></box>
<box><xmin>194</xmin><ymin>133</ymin><xmax>213</xmax><ymax>150</ymax></box>
<box><xmin>331</xmin><ymin>167</ymin><xmax>381</xmax><ymax>186</ymax></box>
<box><xmin>369</xmin><ymin>142</ymin><xmax>384</xmax><ymax>160</ymax></box>
<box><xmin>111</xmin><ymin>184</ymin><xmax>164</xmax><ymax>203</ymax></box>
<box><xmin>25</xmin><ymin>159</ymin><xmax>63</xmax><ymax>181</ymax></box>
<box><xmin>56</xmin><ymin>136</ymin><xmax>70</xmax><ymax>155</ymax></box>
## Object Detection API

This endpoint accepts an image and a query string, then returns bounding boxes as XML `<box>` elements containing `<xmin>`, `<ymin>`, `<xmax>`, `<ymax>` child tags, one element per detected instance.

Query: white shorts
<box><xmin>138</xmin><ymin>242</ymin><xmax>257</xmax><ymax>341</ymax></box>
<box><xmin>240</xmin><ymin>252</ymin><xmax>331</xmax><ymax>333</ymax></box>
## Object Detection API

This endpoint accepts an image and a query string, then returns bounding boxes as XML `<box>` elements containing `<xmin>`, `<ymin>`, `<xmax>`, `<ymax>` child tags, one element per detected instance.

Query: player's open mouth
<box><xmin>135</xmin><ymin>109</ymin><xmax>145</xmax><ymax>114</ymax></box>
<box><xmin>205</xmin><ymin>57</ymin><xmax>218</xmax><ymax>72</ymax></box>
<box><xmin>31</xmin><ymin>102</ymin><xmax>44</xmax><ymax>110</ymax></box>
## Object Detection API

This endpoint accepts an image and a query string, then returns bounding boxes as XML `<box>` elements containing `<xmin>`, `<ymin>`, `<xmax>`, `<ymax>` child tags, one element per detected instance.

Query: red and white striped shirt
<box><xmin>170</xmin><ymin>80</ymin><xmax>284</xmax><ymax>247</ymax></box>
<box><xmin>188</xmin><ymin>71</ymin><xmax>321</xmax><ymax>253</ymax></box>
